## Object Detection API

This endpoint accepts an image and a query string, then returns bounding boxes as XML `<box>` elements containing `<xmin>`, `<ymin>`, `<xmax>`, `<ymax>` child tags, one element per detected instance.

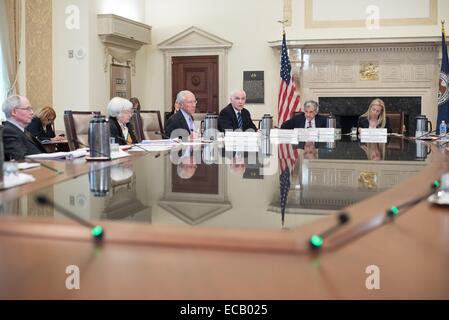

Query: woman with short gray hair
<box><xmin>107</xmin><ymin>97</ymin><xmax>137</xmax><ymax>145</ymax></box>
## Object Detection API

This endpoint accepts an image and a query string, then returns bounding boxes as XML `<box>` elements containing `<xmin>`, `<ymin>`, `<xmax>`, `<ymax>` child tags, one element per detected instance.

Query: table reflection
<box><xmin>0</xmin><ymin>137</ymin><xmax>430</xmax><ymax>230</ymax></box>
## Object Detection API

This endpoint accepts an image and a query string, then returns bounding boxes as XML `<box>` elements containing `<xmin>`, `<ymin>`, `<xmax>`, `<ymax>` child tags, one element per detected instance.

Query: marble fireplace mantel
<box><xmin>269</xmin><ymin>36</ymin><xmax>441</xmax><ymax>125</ymax></box>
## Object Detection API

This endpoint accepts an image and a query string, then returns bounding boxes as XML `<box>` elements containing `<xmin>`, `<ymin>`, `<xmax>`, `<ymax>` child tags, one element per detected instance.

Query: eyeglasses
<box><xmin>184</xmin><ymin>100</ymin><xmax>197</xmax><ymax>104</ymax></box>
<box><xmin>15</xmin><ymin>107</ymin><xmax>33</xmax><ymax>112</ymax></box>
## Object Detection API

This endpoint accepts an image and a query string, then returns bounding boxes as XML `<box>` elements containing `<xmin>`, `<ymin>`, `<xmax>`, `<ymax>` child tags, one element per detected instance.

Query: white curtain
<box><xmin>0</xmin><ymin>0</ymin><xmax>21</xmax><ymax>122</ymax></box>
<box><xmin>0</xmin><ymin>0</ymin><xmax>9</xmax><ymax>121</ymax></box>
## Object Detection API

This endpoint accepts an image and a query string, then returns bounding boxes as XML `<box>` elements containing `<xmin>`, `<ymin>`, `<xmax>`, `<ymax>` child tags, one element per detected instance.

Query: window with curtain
<box><xmin>0</xmin><ymin>40</ymin><xmax>7</xmax><ymax>122</ymax></box>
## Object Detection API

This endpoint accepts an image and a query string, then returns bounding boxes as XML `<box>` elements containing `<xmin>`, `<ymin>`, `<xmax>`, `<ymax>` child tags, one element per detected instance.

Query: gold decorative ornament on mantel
<box><xmin>358</xmin><ymin>172</ymin><xmax>377</xmax><ymax>189</ymax></box>
<box><xmin>360</xmin><ymin>63</ymin><xmax>379</xmax><ymax>81</ymax></box>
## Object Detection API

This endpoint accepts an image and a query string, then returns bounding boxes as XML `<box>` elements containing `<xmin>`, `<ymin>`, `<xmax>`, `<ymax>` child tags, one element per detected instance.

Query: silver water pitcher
<box><xmin>260</xmin><ymin>114</ymin><xmax>273</xmax><ymax>136</ymax></box>
<box><xmin>88</xmin><ymin>115</ymin><xmax>111</xmax><ymax>159</ymax></box>
<box><xmin>326</xmin><ymin>114</ymin><xmax>336</xmax><ymax>128</ymax></box>
<box><xmin>415</xmin><ymin>140</ymin><xmax>431</xmax><ymax>160</ymax></box>
<box><xmin>203</xmin><ymin>113</ymin><xmax>218</xmax><ymax>141</ymax></box>
<box><xmin>415</xmin><ymin>115</ymin><xmax>432</xmax><ymax>137</ymax></box>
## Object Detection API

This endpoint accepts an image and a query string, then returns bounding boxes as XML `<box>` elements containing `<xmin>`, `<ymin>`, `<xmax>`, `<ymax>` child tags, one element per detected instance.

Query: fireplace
<box><xmin>318</xmin><ymin>97</ymin><xmax>421</xmax><ymax>135</ymax></box>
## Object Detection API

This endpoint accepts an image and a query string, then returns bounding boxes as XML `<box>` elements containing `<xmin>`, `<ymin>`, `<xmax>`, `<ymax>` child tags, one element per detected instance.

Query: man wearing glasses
<box><xmin>2</xmin><ymin>95</ymin><xmax>47</xmax><ymax>160</ymax></box>
<box><xmin>165</xmin><ymin>90</ymin><xmax>198</xmax><ymax>140</ymax></box>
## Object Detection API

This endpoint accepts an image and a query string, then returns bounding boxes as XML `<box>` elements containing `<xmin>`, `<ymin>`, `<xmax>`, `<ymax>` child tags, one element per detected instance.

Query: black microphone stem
<box><xmin>26</xmin><ymin>158</ymin><xmax>63</xmax><ymax>175</ymax></box>
<box><xmin>35</xmin><ymin>195</ymin><xmax>104</xmax><ymax>241</ymax></box>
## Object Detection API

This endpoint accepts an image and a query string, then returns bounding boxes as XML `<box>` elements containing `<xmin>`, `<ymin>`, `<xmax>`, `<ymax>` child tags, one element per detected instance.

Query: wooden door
<box><xmin>172</xmin><ymin>56</ymin><xmax>219</xmax><ymax>114</ymax></box>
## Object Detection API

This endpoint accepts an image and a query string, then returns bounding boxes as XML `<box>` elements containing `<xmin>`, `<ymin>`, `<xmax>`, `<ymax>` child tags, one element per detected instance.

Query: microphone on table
<box><xmin>154</xmin><ymin>131</ymin><xmax>183</xmax><ymax>142</ymax></box>
<box><xmin>386</xmin><ymin>180</ymin><xmax>442</xmax><ymax>219</ymax></box>
<box><xmin>414</xmin><ymin>130</ymin><xmax>437</xmax><ymax>140</ymax></box>
<box><xmin>25</xmin><ymin>157</ymin><xmax>63</xmax><ymax>175</ymax></box>
<box><xmin>35</xmin><ymin>195</ymin><xmax>104</xmax><ymax>242</ymax></box>
<box><xmin>114</xmin><ymin>136</ymin><xmax>156</xmax><ymax>154</ymax></box>
<box><xmin>308</xmin><ymin>212</ymin><xmax>350</xmax><ymax>251</ymax></box>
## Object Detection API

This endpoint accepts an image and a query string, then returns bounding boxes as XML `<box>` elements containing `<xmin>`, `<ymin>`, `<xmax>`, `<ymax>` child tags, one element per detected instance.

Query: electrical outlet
<box><xmin>68</xmin><ymin>50</ymin><xmax>74</xmax><ymax>59</ymax></box>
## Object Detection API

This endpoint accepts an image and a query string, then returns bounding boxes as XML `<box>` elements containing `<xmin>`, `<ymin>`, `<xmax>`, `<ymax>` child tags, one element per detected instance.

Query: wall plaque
<box><xmin>243</xmin><ymin>71</ymin><xmax>264</xmax><ymax>104</ymax></box>
<box><xmin>111</xmin><ymin>64</ymin><xmax>131</xmax><ymax>99</ymax></box>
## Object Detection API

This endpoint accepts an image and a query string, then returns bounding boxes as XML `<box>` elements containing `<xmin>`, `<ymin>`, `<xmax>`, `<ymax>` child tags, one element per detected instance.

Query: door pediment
<box><xmin>158</xmin><ymin>26</ymin><xmax>232</xmax><ymax>50</ymax></box>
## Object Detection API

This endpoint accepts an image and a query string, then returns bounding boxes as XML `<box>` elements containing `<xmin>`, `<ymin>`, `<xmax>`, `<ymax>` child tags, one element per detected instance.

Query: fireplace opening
<box><xmin>318</xmin><ymin>97</ymin><xmax>421</xmax><ymax>136</ymax></box>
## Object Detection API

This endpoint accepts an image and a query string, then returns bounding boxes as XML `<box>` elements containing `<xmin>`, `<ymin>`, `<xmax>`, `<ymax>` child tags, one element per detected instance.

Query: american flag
<box><xmin>278</xmin><ymin>143</ymin><xmax>299</xmax><ymax>227</ymax></box>
<box><xmin>278</xmin><ymin>32</ymin><xmax>301</xmax><ymax>127</ymax></box>
<box><xmin>437</xmin><ymin>29</ymin><xmax>449</xmax><ymax>134</ymax></box>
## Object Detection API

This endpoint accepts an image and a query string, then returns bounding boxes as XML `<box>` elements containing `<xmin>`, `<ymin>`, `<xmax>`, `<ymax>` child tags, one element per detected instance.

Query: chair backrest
<box><xmin>386</xmin><ymin>111</ymin><xmax>404</xmax><ymax>134</ymax></box>
<box><xmin>64</xmin><ymin>110</ymin><xmax>101</xmax><ymax>150</ymax></box>
<box><xmin>131</xmin><ymin>110</ymin><xmax>163</xmax><ymax>141</ymax></box>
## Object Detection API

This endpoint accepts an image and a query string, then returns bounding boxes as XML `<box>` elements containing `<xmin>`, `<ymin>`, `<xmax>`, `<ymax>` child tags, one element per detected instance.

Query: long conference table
<box><xmin>0</xmin><ymin>135</ymin><xmax>448</xmax><ymax>299</ymax></box>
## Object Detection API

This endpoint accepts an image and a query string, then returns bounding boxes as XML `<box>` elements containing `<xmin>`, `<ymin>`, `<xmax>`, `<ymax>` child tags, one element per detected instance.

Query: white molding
<box><xmin>158</xmin><ymin>26</ymin><xmax>233</xmax><ymax>50</ymax></box>
<box><xmin>268</xmin><ymin>36</ymin><xmax>441</xmax><ymax>48</ymax></box>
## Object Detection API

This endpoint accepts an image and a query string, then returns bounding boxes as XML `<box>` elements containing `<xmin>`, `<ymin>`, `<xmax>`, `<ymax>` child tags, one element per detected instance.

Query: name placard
<box><xmin>360</xmin><ymin>135</ymin><xmax>388</xmax><ymax>143</ymax></box>
<box><xmin>360</xmin><ymin>128</ymin><xmax>388</xmax><ymax>136</ymax></box>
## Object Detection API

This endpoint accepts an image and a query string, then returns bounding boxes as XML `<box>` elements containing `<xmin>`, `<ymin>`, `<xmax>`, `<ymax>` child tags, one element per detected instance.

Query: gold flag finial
<box><xmin>278</xmin><ymin>19</ymin><xmax>288</xmax><ymax>35</ymax></box>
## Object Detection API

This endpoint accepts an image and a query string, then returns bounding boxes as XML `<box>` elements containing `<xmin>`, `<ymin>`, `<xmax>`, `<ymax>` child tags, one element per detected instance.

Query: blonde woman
<box><xmin>357</xmin><ymin>98</ymin><xmax>392</xmax><ymax>133</ymax></box>
<box><xmin>26</xmin><ymin>106</ymin><xmax>65</xmax><ymax>142</ymax></box>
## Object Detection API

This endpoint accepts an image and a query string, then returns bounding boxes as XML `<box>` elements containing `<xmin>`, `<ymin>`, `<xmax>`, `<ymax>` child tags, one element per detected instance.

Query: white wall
<box><xmin>145</xmin><ymin>0</ymin><xmax>283</xmax><ymax>120</ymax></box>
<box><xmin>53</xmin><ymin>0</ymin><xmax>147</xmax><ymax>130</ymax></box>
<box><xmin>53</xmin><ymin>0</ymin><xmax>91</xmax><ymax>130</ymax></box>
<box><xmin>290</xmin><ymin>0</ymin><xmax>448</xmax><ymax>39</ymax></box>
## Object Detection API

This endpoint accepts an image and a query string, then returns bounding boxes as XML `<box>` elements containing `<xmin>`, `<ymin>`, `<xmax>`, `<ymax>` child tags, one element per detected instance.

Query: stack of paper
<box><xmin>26</xmin><ymin>149</ymin><xmax>87</xmax><ymax>160</ymax></box>
<box><xmin>0</xmin><ymin>172</ymin><xmax>36</xmax><ymax>190</ymax></box>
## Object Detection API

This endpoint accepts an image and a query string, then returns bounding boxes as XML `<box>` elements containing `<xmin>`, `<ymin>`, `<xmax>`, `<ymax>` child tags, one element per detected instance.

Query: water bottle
<box><xmin>439</xmin><ymin>120</ymin><xmax>447</xmax><ymax>136</ymax></box>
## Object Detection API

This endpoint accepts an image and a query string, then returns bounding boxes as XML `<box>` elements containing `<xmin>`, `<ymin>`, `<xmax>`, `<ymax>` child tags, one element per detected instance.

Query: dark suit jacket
<box><xmin>280</xmin><ymin>113</ymin><xmax>327</xmax><ymax>129</ymax></box>
<box><xmin>357</xmin><ymin>116</ymin><xmax>392</xmax><ymax>133</ymax></box>
<box><xmin>164</xmin><ymin>111</ymin><xmax>191</xmax><ymax>139</ymax></box>
<box><xmin>26</xmin><ymin>117</ymin><xmax>56</xmax><ymax>142</ymax></box>
<box><xmin>109</xmin><ymin>117</ymin><xmax>137</xmax><ymax>145</ymax></box>
<box><xmin>218</xmin><ymin>104</ymin><xmax>257</xmax><ymax>132</ymax></box>
<box><xmin>2</xmin><ymin>121</ymin><xmax>47</xmax><ymax>160</ymax></box>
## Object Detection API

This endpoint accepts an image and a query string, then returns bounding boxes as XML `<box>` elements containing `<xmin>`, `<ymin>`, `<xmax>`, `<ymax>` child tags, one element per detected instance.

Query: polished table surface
<box><xmin>0</xmin><ymin>136</ymin><xmax>448</xmax><ymax>299</ymax></box>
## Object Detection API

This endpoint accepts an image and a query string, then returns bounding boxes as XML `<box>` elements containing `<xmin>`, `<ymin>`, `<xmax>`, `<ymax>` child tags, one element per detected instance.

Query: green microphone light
<box><xmin>309</xmin><ymin>234</ymin><xmax>324</xmax><ymax>249</ymax></box>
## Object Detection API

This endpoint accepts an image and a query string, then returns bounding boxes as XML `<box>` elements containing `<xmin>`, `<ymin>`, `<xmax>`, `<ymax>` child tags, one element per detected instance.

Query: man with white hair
<box><xmin>218</xmin><ymin>89</ymin><xmax>257</xmax><ymax>132</ymax></box>
<box><xmin>2</xmin><ymin>95</ymin><xmax>47</xmax><ymax>160</ymax></box>
<box><xmin>165</xmin><ymin>90</ymin><xmax>197</xmax><ymax>139</ymax></box>
<box><xmin>107</xmin><ymin>97</ymin><xmax>137</xmax><ymax>145</ymax></box>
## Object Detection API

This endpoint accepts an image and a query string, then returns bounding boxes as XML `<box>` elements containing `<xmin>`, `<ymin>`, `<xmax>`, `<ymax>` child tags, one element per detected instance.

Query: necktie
<box><xmin>189</xmin><ymin>117</ymin><xmax>194</xmax><ymax>132</ymax></box>
<box><xmin>307</xmin><ymin>121</ymin><xmax>312</xmax><ymax>128</ymax></box>
<box><xmin>237</xmin><ymin>112</ymin><xmax>243</xmax><ymax>129</ymax></box>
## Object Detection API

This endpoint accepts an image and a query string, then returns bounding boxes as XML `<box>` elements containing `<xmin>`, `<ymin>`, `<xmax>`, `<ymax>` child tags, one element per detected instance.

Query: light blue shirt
<box><xmin>180</xmin><ymin>109</ymin><xmax>195</xmax><ymax>131</ymax></box>
<box><xmin>7</xmin><ymin>119</ymin><xmax>25</xmax><ymax>132</ymax></box>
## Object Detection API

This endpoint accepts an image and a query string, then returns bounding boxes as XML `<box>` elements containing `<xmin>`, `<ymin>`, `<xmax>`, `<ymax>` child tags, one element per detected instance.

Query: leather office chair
<box><xmin>386</xmin><ymin>111</ymin><xmax>404</xmax><ymax>134</ymax></box>
<box><xmin>64</xmin><ymin>110</ymin><xmax>101</xmax><ymax>150</ymax></box>
<box><xmin>130</xmin><ymin>110</ymin><xmax>164</xmax><ymax>141</ymax></box>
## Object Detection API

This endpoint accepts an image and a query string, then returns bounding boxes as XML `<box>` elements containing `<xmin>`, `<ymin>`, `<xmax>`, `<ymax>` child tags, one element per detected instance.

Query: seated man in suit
<box><xmin>165</xmin><ymin>90</ymin><xmax>197</xmax><ymax>140</ymax></box>
<box><xmin>280</xmin><ymin>100</ymin><xmax>327</xmax><ymax>129</ymax></box>
<box><xmin>218</xmin><ymin>89</ymin><xmax>257</xmax><ymax>132</ymax></box>
<box><xmin>2</xmin><ymin>95</ymin><xmax>47</xmax><ymax>160</ymax></box>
